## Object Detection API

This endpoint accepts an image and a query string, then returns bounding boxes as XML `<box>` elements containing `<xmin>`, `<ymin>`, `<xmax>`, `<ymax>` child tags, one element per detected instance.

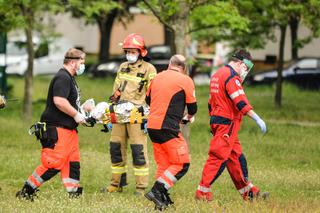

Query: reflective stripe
<box><xmin>119</xmin><ymin>73</ymin><xmax>142</xmax><ymax>82</ymax></box>
<box><xmin>238</xmin><ymin>183</ymin><xmax>254</xmax><ymax>194</ymax></box>
<box><xmin>157</xmin><ymin>177</ymin><xmax>170</xmax><ymax>190</ymax></box>
<box><xmin>149</xmin><ymin>72</ymin><xmax>156</xmax><ymax>79</ymax></box>
<box><xmin>26</xmin><ymin>180</ymin><xmax>37</xmax><ymax>189</ymax></box>
<box><xmin>133</xmin><ymin>167</ymin><xmax>149</xmax><ymax>176</ymax></box>
<box><xmin>111</xmin><ymin>165</ymin><xmax>127</xmax><ymax>174</ymax></box>
<box><xmin>164</xmin><ymin>170</ymin><xmax>177</xmax><ymax>184</ymax></box>
<box><xmin>62</xmin><ymin>178</ymin><xmax>79</xmax><ymax>184</ymax></box>
<box><xmin>229</xmin><ymin>89</ymin><xmax>244</xmax><ymax>100</ymax></box>
<box><xmin>32</xmin><ymin>172</ymin><xmax>44</xmax><ymax>184</ymax></box>
<box><xmin>197</xmin><ymin>185</ymin><xmax>211</xmax><ymax>193</ymax></box>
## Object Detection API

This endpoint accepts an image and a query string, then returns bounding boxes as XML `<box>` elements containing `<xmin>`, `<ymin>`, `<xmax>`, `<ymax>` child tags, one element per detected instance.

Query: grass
<box><xmin>0</xmin><ymin>75</ymin><xmax>319</xmax><ymax>212</ymax></box>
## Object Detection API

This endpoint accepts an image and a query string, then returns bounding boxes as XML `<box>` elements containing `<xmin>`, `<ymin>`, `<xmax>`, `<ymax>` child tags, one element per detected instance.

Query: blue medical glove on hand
<box><xmin>143</xmin><ymin>122</ymin><xmax>148</xmax><ymax>134</ymax></box>
<box><xmin>251</xmin><ymin>113</ymin><xmax>267</xmax><ymax>134</ymax></box>
<box><xmin>107</xmin><ymin>123</ymin><xmax>113</xmax><ymax>131</ymax></box>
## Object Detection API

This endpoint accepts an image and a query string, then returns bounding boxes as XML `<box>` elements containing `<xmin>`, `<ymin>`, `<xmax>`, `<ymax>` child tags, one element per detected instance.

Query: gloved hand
<box><xmin>181</xmin><ymin>114</ymin><xmax>195</xmax><ymax>124</ymax></box>
<box><xmin>251</xmin><ymin>113</ymin><xmax>267</xmax><ymax>134</ymax></box>
<box><xmin>73</xmin><ymin>112</ymin><xmax>87</xmax><ymax>124</ymax></box>
<box><xmin>101</xmin><ymin>123</ymin><xmax>112</xmax><ymax>133</ymax></box>
<box><xmin>143</xmin><ymin>122</ymin><xmax>148</xmax><ymax>134</ymax></box>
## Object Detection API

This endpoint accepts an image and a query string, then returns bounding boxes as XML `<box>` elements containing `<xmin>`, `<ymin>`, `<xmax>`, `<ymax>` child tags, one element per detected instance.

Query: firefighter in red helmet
<box><xmin>103</xmin><ymin>33</ymin><xmax>157</xmax><ymax>196</ymax></box>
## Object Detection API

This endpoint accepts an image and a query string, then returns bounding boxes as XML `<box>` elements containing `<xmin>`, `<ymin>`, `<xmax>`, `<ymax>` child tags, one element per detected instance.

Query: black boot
<box><xmin>16</xmin><ymin>182</ymin><xmax>38</xmax><ymax>201</ymax></box>
<box><xmin>163</xmin><ymin>190</ymin><xmax>174</xmax><ymax>206</ymax></box>
<box><xmin>145</xmin><ymin>182</ymin><xmax>168</xmax><ymax>211</ymax></box>
<box><xmin>69</xmin><ymin>187</ymin><xmax>83</xmax><ymax>198</ymax></box>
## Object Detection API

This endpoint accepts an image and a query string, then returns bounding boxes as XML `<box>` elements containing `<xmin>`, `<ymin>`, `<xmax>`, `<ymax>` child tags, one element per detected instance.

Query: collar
<box><xmin>226</xmin><ymin>64</ymin><xmax>239</xmax><ymax>77</ymax></box>
<box><xmin>127</xmin><ymin>59</ymin><xmax>143</xmax><ymax>69</ymax></box>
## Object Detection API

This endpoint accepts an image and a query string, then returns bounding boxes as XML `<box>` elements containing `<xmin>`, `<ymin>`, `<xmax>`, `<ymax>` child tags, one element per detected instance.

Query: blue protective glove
<box><xmin>107</xmin><ymin>123</ymin><xmax>113</xmax><ymax>131</ymax></box>
<box><xmin>143</xmin><ymin>122</ymin><xmax>148</xmax><ymax>134</ymax></box>
<box><xmin>251</xmin><ymin>113</ymin><xmax>267</xmax><ymax>134</ymax></box>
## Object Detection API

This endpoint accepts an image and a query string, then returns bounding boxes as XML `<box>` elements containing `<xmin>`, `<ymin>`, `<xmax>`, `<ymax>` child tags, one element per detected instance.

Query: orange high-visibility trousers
<box><xmin>151</xmin><ymin>131</ymin><xmax>190</xmax><ymax>190</ymax></box>
<box><xmin>26</xmin><ymin>127</ymin><xmax>81</xmax><ymax>193</ymax></box>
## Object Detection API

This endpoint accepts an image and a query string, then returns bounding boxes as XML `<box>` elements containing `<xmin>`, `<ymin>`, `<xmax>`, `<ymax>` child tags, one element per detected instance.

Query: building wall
<box><xmin>250</xmin><ymin>25</ymin><xmax>320</xmax><ymax>61</ymax></box>
<box><xmin>53</xmin><ymin>12</ymin><xmax>164</xmax><ymax>55</ymax></box>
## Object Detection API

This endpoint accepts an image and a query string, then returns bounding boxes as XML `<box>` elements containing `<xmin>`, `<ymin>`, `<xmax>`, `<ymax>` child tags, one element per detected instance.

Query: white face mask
<box><xmin>239</xmin><ymin>63</ymin><xmax>249</xmax><ymax>81</ymax></box>
<box><xmin>126</xmin><ymin>54</ymin><xmax>138</xmax><ymax>64</ymax></box>
<box><xmin>76</xmin><ymin>64</ymin><xmax>85</xmax><ymax>76</ymax></box>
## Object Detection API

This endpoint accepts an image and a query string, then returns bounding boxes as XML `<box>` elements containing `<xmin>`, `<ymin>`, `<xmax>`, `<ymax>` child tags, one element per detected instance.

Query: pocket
<box><xmin>40</xmin><ymin>126</ymin><xmax>58</xmax><ymax>149</ymax></box>
<box><xmin>176</xmin><ymin>145</ymin><xmax>190</xmax><ymax>163</ymax></box>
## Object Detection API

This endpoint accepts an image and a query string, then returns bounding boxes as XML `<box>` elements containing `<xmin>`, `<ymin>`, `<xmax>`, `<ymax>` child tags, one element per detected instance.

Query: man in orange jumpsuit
<box><xmin>195</xmin><ymin>49</ymin><xmax>268</xmax><ymax>202</ymax></box>
<box><xmin>16</xmin><ymin>48</ymin><xmax>87</xmax><ymax>200</ymax></box>
<box><xmin>144</xmin><ymin>55</ymin><xmax>197</xmax><ymax>210</ymax></box>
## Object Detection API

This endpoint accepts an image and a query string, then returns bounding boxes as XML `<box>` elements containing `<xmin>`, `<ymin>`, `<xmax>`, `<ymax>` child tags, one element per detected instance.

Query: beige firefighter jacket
<box><xmin>112</xmin><ymin>59</ymin><xmax>157</xmax><ymax>106</ymax></box>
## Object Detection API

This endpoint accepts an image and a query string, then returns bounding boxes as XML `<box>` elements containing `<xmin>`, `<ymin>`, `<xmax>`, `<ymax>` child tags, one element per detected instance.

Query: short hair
<box><xmin>230</xmin><ymin>49</ymin><xmax>252</xmax><ymax>62</ymax></box>
<box><xmin>64</xmin><ymin>48</ymin><xmax>85</xmax><ymax>64</ymax></box>
<box><xmin>169</xmin><ymin>54</ymin><xmax>186</xmax><ymax>70</ymax></box>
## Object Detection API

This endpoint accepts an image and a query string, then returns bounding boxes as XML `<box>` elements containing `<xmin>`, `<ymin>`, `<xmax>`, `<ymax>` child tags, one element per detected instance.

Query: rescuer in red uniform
<box><xmin>195</xmin><ymin>49</ymin><xmax>268</xmax><ymax>202</ymax></box>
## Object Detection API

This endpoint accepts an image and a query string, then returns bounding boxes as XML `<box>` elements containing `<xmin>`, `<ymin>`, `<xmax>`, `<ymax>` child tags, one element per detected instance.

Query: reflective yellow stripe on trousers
<box><xmin>133</xmin><ymin>167</ymin><xmax>149</xmax><ymax>176</ymax></box>
<box><xmin>111</xmin><ymin>165</ymin><xmax>127</xmax><ymax>174</ymax></box>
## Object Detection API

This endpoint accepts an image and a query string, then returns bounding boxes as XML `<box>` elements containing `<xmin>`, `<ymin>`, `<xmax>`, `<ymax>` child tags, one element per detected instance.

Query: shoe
<box><xmin>69</xmin><ymin>187</ymin><xmax>83</xmax><ymax>198</ymax></box>
<box><xmin>145</xmin><ymin>190</ymin><xmax>167</xmax><ymax>211</ymax></box>
<box><xmin>163</xmin><ymin>190</ymin><xmax>174</xmax><ymax>206</ymax></box>
<box><xmin>195</xmin><ymin>190</ymin><xmax>213</xmax><ymax>202</ymax></box>
<box><xmin>16</xmin><ymin>183</ymin><xmax>38</xmax><ymax>201</ymax></box>
<box><xmin>101</xmin><ymin>185</ymin><xmax>123</xmax><ymax>193</ymax></box>
<box><xmin>243</xmin><ymin>186</ymin><xmax>269</xmax><ymax>201</ymax></box>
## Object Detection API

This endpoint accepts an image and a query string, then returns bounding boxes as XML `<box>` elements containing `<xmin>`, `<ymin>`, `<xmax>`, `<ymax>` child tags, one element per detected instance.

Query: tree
<box><xmin>0</xmin><ymin>0</ymin><xmax>63</xmax><ymax>120</ymax></box>
<box><xmin>141</xmin><ymin>0</ymin><xmax>249</xmax><ymax>56</ymax></box>
<box><xmin>67</xmin><ymin>0</ymin><xmax>138</xmax><ymax>63</ymax></box>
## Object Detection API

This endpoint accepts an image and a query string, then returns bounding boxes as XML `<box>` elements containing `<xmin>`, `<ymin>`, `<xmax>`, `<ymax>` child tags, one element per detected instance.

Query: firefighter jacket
<box><xmin>208</xmin><ymin>65</ymin><xmax>252</xmax><ymax>122</ymax></box>
<box><xmin>113</xmin><ymin>59</ymin><xmax>157</xmax><ymax>106</ymax></box>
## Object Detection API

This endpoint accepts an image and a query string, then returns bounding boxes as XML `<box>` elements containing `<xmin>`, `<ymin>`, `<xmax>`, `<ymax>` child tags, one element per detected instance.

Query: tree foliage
<box><xmin>0</xmin><ymin>0</ymin><xmax>64</xmax><ymax>120</ymax></box>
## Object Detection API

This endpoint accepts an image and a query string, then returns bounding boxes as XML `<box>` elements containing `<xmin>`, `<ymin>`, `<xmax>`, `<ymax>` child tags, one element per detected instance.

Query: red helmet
<box><xmin>122</xmin><ymin>33</ymin><xmax>148</xmax><ymax>57</ymax></box>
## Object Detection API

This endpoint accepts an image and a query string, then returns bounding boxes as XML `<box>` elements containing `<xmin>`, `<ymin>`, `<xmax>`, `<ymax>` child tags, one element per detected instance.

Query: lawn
<box><xmin>0</xmin><ymin>75</ymin><xmax>319</xmax><ymax>212</ymax></box>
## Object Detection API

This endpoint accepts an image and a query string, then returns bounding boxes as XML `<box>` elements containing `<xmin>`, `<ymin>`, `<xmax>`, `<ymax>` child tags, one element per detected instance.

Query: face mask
<box><xmin>76</xmin><ymin>64</ymin><xmax>85</xmax><ymax>76</ymax></box>
<box><xmin>126</xmin><ymin>54</ymin><xmax>138</xmax><ymax>64</ymax></box>
<box><xmin>240</xmin><ymin>66</ymin><xmax>249</xmax><ymax>81</ymax></box>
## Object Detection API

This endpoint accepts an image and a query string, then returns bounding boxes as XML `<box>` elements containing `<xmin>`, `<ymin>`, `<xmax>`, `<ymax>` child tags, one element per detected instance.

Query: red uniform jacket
<box><xmin>209</xmin><ymin>65</ymin><xmax>252</xmax><ymax>122</ymax></box>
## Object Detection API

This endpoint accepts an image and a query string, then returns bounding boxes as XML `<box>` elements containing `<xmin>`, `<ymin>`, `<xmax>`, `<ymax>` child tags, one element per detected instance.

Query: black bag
<box><xmin>29</xmin><ymin>122</ymin><xmax>58</xmax><ymax>149</ymax></box>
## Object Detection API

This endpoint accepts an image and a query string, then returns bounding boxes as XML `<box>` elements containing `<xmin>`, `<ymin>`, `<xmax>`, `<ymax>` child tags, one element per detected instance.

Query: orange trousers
<box><xmin>149</xmin><ymin>129</ymin><xmax>190</xmax><ymax>190</ymax></box>
<box><xmin>26</xmin><ymin>128</ymin><xmax>81</xmax><ymax>193</ymax></box>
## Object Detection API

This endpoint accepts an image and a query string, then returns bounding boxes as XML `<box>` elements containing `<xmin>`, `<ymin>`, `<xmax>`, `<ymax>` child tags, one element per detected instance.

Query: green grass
<box><xmin>0</xmin><ymin>75</ymin><xmax>319</xmax><ymax>212</ymax></box>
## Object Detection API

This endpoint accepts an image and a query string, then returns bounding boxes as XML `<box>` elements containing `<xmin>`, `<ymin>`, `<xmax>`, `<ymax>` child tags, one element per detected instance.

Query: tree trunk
<box><xmin>275</xmin><ymin>25</ymin><xmax>286</xmax><ymax>108</ymax></box>
<box><xmin>290</xmin><ymin>16</ymin><xmax>299</xmax><ymax>60</ymax></box>
<box><xmin>23</xmin><ymin>27</ymin><xmax>34</xmax><ymax>121</ymax></box>
<box><xmin>97</xmin><ymin>10</ymin><xmax>117</xmax><ymax>63</ymax></box>
<box><xmin>173</xmin><ymin>1</ymin><xmax>189</xmax><ymax>55</ymax></box>
<box><xmin>164</xmin><ymin>25</ymin><xmax>176</xmax><ymax>54</ymax></box>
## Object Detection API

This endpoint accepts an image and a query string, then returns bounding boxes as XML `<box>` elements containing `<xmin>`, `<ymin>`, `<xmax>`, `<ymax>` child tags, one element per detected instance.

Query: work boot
<box><xmin>195</xmin><ymin>190</ymin><xmax>213</xmax><ymax>202</ymax></box>
<box><xmin>101</xmin><ymin>185</ymin><xmax>123</xmax><ymax>193</ymax></box>
<box><xmin>163</xmin><ymin>190</ymin><xmax>174</xmax><ymax>206</ymax></box>
<box><xmin>68</xmin><ymin>187</ymin><xmax>83</xmax><ymax>198</ymax></box>
<box><xmin>243</xmin><ymin>186</ymin><xmax>269</xmax><ymax>201</ymax></box>
<box><xmin>16</xmin><ymin>182</ymin><xmax>38</xmax><ymax>201</ymax></box>
<box><xmin>145</xmin><ymin>182</ymin><xmax>167</xmax><ymax>211</ymax></box>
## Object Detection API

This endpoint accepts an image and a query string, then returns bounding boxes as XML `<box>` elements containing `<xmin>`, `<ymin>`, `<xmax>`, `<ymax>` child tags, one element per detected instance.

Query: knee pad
<box><xmin>130</xmin><ymin>144</ymin><xmax>146</xmax><ymax>166</ymax></box>
<box><xmin>69</xmin><ymin>161</ymin><xmax>80</xmax><ymax>180</ymax></box>
<box><xmin>175</xmin><ymin>163</ymin><xmax>190</xmax><ymax>180</ymax></box>
<box><xmin>110</xmin><ymin>142</ymin><xmax>123</xmax><ymax>164</ymax></box>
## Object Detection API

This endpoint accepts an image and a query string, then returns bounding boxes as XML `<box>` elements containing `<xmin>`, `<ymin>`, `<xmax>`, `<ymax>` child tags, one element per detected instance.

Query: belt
<box><xmin>210</xmin><ymin>116</ymin><xmax>231</xmax><ymax>125</ymax></box>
